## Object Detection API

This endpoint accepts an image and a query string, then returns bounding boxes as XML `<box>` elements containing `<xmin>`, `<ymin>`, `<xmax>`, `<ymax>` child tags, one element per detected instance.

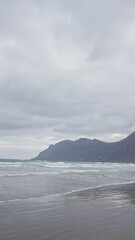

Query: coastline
<box><xmin>1</xmin><ymin>182</ymin><xmax>135</xmax><ymax>240</ymax></box>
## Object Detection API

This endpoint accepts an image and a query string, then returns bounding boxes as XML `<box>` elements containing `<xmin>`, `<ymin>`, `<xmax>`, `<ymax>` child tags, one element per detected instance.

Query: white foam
<box><xmin>61</xmin><ymin>169</ymin><xmax>100</xmax><ymax>173</ymax></box>
<box><xmin>0</xmin><ymin>161</ymin><xmax>21</xmax><ymax>164</ymax></box>
<box><xmin>0</xmin><ymin>172</ymin><xmax>60</xmax><ymax>177</ymax></box>
<box><xmin>0</xmin><ymin>193</ymin><xmax>62</xmax><ymax>204</ymax></box>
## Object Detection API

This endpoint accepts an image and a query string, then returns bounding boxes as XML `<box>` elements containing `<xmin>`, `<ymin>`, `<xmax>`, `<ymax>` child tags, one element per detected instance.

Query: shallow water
<box><xmin>1</xmin><ymin>160</ymin><xmax>135</xmax><ymax>239</ymax></box>
<box><xmin>1</xmin><ymin>184</ymin><xmax>135</xmax><ymax>240</ymax></box>
<box><xmin>1</xmin><ymin>160</ymin><xmax>135</xmax><ymax>202</ymax></box>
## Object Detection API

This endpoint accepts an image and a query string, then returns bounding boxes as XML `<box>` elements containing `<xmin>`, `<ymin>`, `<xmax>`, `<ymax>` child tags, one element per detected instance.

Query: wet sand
<box><xmin>1</xmin><ymin>183</ymin><xmax>135</xmax><ymax>240</ymax></box>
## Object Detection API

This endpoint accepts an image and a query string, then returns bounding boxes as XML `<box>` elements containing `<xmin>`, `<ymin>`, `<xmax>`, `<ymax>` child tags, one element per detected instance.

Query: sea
<box><xmin>1</xmin><ymin>159</ymin><xmax>135</xmax><ymax>240</ymax></box>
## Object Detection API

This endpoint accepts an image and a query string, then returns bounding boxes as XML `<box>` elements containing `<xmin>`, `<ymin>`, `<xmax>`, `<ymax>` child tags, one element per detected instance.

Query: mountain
<box><xmin>32</xmin><ymin>132</ymin><xmax>135</xmax><ymax>163</ymax></box>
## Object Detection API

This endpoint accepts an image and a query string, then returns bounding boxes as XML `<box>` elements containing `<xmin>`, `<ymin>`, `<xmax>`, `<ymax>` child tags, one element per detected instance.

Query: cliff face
<box><xmin>32</xmin><ymin>132</ymin><xmax>135</xmax><ymax>163</ymax></box>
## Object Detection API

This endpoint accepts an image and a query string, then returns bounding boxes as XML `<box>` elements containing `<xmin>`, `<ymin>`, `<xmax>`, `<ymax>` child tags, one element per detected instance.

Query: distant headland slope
<box><xmin>32</xmin><ymin>132</ymin><xmax>135</xmax><ymax>163</ymax></box>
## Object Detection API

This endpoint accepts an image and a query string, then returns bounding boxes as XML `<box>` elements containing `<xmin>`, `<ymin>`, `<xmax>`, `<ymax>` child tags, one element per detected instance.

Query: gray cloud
<box><xmin>0</xmin><ymin>0</ymin><xmax>135</xmax><ymax>158</ymax></box>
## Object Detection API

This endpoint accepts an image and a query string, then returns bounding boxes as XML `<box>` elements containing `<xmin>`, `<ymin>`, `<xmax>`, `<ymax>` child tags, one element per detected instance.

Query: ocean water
<box><xmin>0</xmin><ymin>160</ymin><xmax>135</xmax><ymax>202</ymax></box>
<box><xmin>1</xmin><ymin>160</ymin><xmax>135</xmax><ymax>240</ymax></box>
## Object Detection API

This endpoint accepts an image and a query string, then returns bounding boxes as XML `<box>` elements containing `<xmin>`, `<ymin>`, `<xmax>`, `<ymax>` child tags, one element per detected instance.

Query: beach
<box><xmin>1</xmin><ymin>160</ymin><xmax>135</xmax><ymax>240</ymax></box>
<box><xmin>1</xmin><ymin>183</ymin><xmax>135</xmax><ymax>240</ymax></box>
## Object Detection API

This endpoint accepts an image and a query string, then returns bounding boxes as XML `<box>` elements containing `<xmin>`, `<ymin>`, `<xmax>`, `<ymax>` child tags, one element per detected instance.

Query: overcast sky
<box><xmin>0</xmin><ymin>0</ymin><xmax>135</xmax><ymax>159</ymax></box>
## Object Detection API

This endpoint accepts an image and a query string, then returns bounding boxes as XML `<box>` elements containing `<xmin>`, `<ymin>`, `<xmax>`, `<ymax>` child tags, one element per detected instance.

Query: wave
<box><xmin>0</xmin><ymin>164</ymin><xmax>22</xmax><ymax>168</ymax></box>
<box><xmin>0</xmin><ymin>168</ymin><xmax>120</xmax><ymax>177</ymax></box>
<box><xmin>1</xmin><ymin>160</ymin><xmax>134</xmax><ymax>170</ymax></box>
<box><xmin>0</xmin><ymin>162</ymin><xmax>22</xmax><ymax>166</ymax></box>
<box><xmin>0</xmin><ymin>193</ymin><xmax>62</xmax><ymax>204</ymax></box>
<box><xmin>0</xmin><ymin>172</ymin><xmax>60</xmax><ymax>177</ymax></box>
<box><xmin>1</xmin><ymin>181</ymin><xmax>135</xmax><ymax>205</ymax></box>
<box><xmin>61</xmin><ymin>169</ymin><xmax>100</xmax><ymax>173</ymax></box>
<box><xmin>31</xmin><ymin>161</ymin><xmax>135</xmax><ymax>169</ymax></box>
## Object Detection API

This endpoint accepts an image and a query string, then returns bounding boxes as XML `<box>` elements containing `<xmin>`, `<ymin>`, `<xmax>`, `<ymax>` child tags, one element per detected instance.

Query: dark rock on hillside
<box><xmin>32</xmin><ymin>132</ymin><xmax>135</xmax><ymax>163</ymax></box>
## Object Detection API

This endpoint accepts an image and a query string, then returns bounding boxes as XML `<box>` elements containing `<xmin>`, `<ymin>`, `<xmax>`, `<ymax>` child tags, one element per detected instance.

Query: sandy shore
<box><xmin>65</xmin><ymin>182</ymin><xmax>135</xmax><ymax>202</ymax></box>
<box><xmin>1</xmin><ymin>182</ymin><xmax>135</xmax><ymax>240</ymax></box>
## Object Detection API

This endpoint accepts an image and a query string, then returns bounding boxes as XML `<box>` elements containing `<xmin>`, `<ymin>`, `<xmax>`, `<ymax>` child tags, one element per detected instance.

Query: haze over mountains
<box><xmin>32</xmin><ymin>132</ymin><xmax>135</xmax><ymax>163</ymax></box>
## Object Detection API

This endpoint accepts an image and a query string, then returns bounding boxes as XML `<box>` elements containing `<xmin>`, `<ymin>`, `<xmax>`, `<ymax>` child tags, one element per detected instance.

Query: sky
<box><xmin>0</xmin><ymin>0</ymin><xmax>135</xmax><ymax>159</ymax></box>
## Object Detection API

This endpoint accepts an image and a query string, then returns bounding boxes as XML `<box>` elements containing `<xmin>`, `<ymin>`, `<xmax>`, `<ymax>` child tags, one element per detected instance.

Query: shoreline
<box><xmin>1</xmin><ymin>181</ymin><xmax>135</xmax><ymax>204</ymax></box>
<box><xmin>1</xmin><ymin>182</ymin><xmax>135</xmax><ymax>240</ymax></box>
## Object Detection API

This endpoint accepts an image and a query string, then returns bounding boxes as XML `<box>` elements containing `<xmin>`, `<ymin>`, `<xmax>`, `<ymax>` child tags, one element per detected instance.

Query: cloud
<box><xmin>0</xmin><ymin>0</ymin><xmax>135</xmax><ymax>158</ymax></box>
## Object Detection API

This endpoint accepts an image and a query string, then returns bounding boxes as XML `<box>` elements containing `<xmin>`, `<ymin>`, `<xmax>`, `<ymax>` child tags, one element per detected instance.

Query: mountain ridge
<box><xmin>32</xmin><ymin>132</ymin><xmax>135</xmax><ymax>163</ymax></box>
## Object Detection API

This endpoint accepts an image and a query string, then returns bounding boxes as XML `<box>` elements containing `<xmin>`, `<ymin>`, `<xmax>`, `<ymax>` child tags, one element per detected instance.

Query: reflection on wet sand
<box><xmin>65</xmin><ymin>183</ymin><xmax>135</xmax><ymax>205</ymax></box>
<box><xmin>1</xmin><ymin>183</ymin><xmax>135</xmax><ymax>240</ymax></box>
